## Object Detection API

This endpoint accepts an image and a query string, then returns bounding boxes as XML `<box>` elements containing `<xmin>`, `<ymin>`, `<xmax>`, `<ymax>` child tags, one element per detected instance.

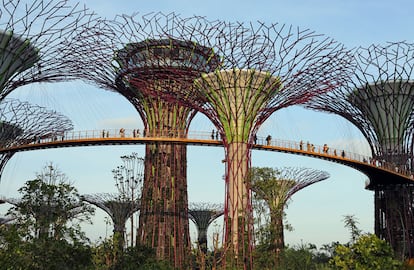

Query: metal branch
<box><xmin>0</xmin><ymin>0</ymin><xmax>98</xmax><ymax>99</ymax></box>
<box><xmin>0</xmin><ymin>98</ymin><xmax>73</xmax><ymax>177</ymax></box>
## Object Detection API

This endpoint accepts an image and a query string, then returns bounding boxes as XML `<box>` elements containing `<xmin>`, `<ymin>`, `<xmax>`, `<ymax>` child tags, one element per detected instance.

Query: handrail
<box><xmin>2</xmin><ymin>128</ymin><xmax>413</xmax><ymax>181</ymax></box>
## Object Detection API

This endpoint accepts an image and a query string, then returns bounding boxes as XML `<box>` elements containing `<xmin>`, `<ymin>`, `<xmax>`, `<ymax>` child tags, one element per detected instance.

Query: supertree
<box><xmin>82</xmin><ymin>193</ymin><xmax>140</xmax><ymax>250</ymax></box>
<box><xmin>304</xmin><ymin>41</ymin><xmax>414</xmax><ymax>259</ymax></box>
<box><xmin>0</xmin><ymin>98</ymin><xmax>73</xmax><ymax>177</ymax></box>
<box><xmin>111</xmin><ymin>152</ymin><xmax>144</xmax><ymax>246</ymax></box>
<box><xmin>68</xmin><ymin>13</ymin><xmax>353</xmax><ymax>268</ymax></box>
<box><xmin>0</xmin><ymin>0</ymin><xmax>97</xmax><ymax>99</ymax></box>
<box><xmin>189</xmin><ymin>202</ymin><xmax>224</xmax><ymax>254</ymax></box>
<box><xmin>250</xmin><ymin>167</ymin><xmax>329</xmax><ymax>267</ymax></box>
<box><xmin>131</xmin><ymin>20</ymin><xmax>353</xmax><ymax>269</ymax></box>
<box><xmin>67</xmin><ymin>13</ymin><xmax>222</xmax><ymax>269</ymax></box>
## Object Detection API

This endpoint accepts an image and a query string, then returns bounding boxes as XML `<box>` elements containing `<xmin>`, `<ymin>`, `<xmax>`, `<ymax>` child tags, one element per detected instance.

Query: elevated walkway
<box><xmin>1</xmin><ymin>129</ymin><xmax>412</xmax><ymax>189</ymax></box>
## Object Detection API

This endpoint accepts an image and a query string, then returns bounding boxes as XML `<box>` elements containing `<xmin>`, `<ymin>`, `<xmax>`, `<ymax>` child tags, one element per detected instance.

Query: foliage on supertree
<box><xmin>0</xmin><ymin>0</ymin><xmax>98</xmax><ymax>99</ymax></box>
<box><xmin>304</xmin><ymin>41</ymin><xmax>414</xmax><ymax>169</ymax></box>
<box><xmin>188</xmin><ymin>202</ymin><xmax>224</xmax><ymax>253</ymax></box>
<box><xmin>0</xmin><ymin>98</ymin><xmax>73</xmax><ymax>177</ymax></box>
<box><xmin>250</xmin><ymin>166</ymin><xmax>329</xmax><ymax>268</ymax></box>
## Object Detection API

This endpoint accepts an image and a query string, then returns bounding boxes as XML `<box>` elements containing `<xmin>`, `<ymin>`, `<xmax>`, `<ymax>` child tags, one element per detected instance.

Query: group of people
<box><xmin>211</xmin><ymin>130</ymin><xmax>220</xmax><ymax>140</ymax></box>
<box><xmin>101</xmin><ymin>128</ymin><xmax>142</xmax><ymax>138</ymax></box>
<box><xmin>299</xmin><ymin>140</ymin><xmax>346</xmax><ymax>158</ymax></box>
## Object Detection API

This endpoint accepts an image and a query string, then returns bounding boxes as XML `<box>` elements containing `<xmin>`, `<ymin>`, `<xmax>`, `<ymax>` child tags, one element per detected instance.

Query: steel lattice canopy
<box><xmin>114</xmin><ymin>38</ymin><xmax>220</xmax><ymax>76</ymax></box>
<box><xmin>349</xmin><ymin>80</ymin><xmax>414</xmax><ymax>149</ymax></box>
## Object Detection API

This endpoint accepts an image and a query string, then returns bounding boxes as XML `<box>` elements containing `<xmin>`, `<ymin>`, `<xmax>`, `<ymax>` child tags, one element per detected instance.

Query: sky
<box><xmin>1</xmin><ymin>0</ymin><xmax>414</xmax><ymax>249</ymax></box>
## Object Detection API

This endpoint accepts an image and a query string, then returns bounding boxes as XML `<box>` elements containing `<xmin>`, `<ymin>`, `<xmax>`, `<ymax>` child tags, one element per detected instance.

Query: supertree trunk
<box><xmin>139</xmin><ymin>138</ymin><xmax>189</xmax><ymax>266</ymax></box>
<box><xmin>270</xmin><ymin>210</ymin><xmax>284</xmax><ymax>267</ymax></box>
<box><xmin>135</xmin><ymin>98</ymin><xmax>191</xmax><ymax>267</ymax></box>
<box><xmin>225</xmin><ymin>141</ymin><xmax>252</xmax><ymax>263</ymax></box>
<box><xmin>374</xmin><ymin>184</ymin><xmax>414</xmax><ymax>259</ymax></box>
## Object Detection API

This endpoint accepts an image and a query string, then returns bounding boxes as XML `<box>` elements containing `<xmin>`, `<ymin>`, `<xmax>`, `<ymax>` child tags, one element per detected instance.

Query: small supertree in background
<box><xmin>189</xmin><ymin>202</ymin><xmax>224</xmax><ymax>254</ymax></box>
<box><xmin>82</xmin><ymin>192</ymin><xmax>140</xmax><ymax>266</ymax></box>
<box><xmin>82</xmin><ymin>153</ymin><xmax>144</xmax><ymax>268</ymax></box>
<box><xmin>0</xmin><ymin>98</ymin><xmax>73</xmax><ymax>177</ymax></box>
<box><xmin>304</xmin><ymin>41</ymin><xmax>414</xmax><ymax>259</ymax></box>
<box><xmin>249</xmin><ymin>167</ymin><xmax>329</xmax><ymax>268</ymax></box>
<box><xmin>0</xmin><ymin>0</ymin><xmax>97</xmax><ymax>99</ymax></box>
<box><xmin>111</xmin><ymin>152</ymin><xmax>144</xmax><ymax>247</ymax></box>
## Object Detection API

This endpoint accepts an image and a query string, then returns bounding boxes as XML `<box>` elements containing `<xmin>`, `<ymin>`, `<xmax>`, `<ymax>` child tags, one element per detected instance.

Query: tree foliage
<box><xmin>330</xmin><ymin>234</ymin><xmax>402</xmax><ymax>270</ymax></box>
<box><xmin>330</xmin><ymin>215</ymin><xmax>402</xmax><ymax>270</ymax></box>
<box><xmin>0</xmin><ymin>163</ymin><xmax>95</xmax><ymax>269</ymax></box>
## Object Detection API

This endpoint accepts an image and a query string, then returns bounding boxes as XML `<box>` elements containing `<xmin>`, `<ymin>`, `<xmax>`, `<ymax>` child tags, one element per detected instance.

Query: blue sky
<box><xmin>1</xmin><ymin>0</ymin><xmax>414</xmax><ymax>249</ymax></box>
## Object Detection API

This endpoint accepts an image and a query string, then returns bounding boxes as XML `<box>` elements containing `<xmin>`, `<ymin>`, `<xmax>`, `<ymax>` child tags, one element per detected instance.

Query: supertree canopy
<box><xmin>0</xmin><ymin>0</ymin><xmax>97</xmax><ymax>99</ymax></box>
<box><xmin>303</xmin><ymin>41</ymin><xmax>414</xmax><ymax>259</ymax></box>
<box><xmin>305</xmin><ymin>42</ymin><xmax>414</xmax><ymax>174</ymax></box>
<box><xmin>188</xmin><ymin>202</ymin><xmax>224</xmax><ymax>254</ymax></box>
<box><xmin>250</xmin><ymin>167</ymin><xmax>329</xmax><ymax>267</ymax></box>
<box><xmin>0</xmin><ymin>98</ymin><xmax>73</xmax><ymax>177</ymax></box>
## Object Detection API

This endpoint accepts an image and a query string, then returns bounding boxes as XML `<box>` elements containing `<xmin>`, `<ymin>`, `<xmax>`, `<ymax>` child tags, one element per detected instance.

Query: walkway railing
<box><xmin>4</xmin><ymin>128</ymin><xmax>414</xmax><ymax>181</ymax></box>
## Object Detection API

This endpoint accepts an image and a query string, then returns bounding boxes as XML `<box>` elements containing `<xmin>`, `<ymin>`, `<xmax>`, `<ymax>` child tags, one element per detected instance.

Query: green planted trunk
<box><xmin>194</xmin><ymin>69</ymin><xmax>282</xmax><ymax>268</ymax></box>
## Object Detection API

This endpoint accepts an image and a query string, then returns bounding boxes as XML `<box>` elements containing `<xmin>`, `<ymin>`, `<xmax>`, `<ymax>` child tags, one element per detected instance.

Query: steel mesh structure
<box><xmin>189</xmin><ymin>202</ymin><xmax>224</xmax><ymax>254</ymax></box>
<box><xmin>0</xmin><ymin>98</ymin><xmax>73</xmax><ymax>177</ymax></box>
<box><xmin>0</xmin><ymin>0</ymin><xmax>97</xmax><ymax>99</ymax></box>
<box><xmin>304</xmin><ymin>41</ymin><xmax>414</xmax><ymax>259</ymax></box>
<box><xmin>250</xmin><ymin>167</ymin><xmax>329</xmax><ymax>267</ymax></box>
